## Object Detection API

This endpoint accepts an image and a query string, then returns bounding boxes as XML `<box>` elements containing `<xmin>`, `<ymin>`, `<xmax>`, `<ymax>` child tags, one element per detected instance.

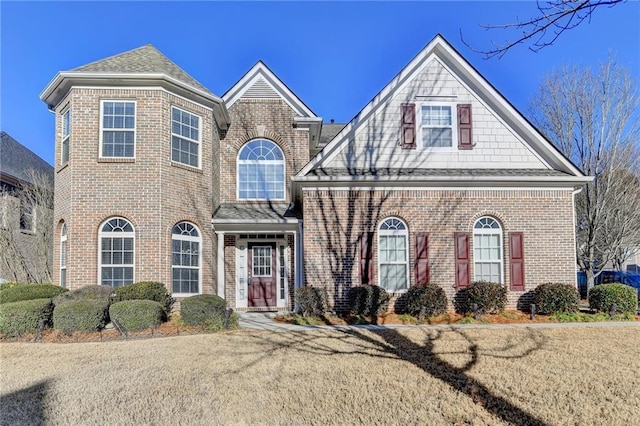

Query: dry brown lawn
<box><xmin>1</xmin><ymin>325</ymin><xmax>639</xmax><ymax>425</ymax></box>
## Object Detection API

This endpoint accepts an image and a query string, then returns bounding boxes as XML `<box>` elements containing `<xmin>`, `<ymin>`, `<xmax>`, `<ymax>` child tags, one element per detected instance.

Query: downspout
<box><xmin>572</xmin><ymin>187</ymin><xmax>583</xmax><ymax>290</ymax></box>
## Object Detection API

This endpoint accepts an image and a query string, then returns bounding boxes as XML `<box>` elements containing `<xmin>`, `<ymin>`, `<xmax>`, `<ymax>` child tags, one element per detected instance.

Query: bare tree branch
<box><xmin>461</xmin><ymin>0</ymin><xmax>627</xmax><ymax>59</ymax></box>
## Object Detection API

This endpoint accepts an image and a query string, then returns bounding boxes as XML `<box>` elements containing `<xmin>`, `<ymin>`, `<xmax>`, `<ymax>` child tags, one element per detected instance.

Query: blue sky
<box><xmin>1</xmin><ymin>1</ymin><xmax>638</xmax><ymax>166</ymax></box>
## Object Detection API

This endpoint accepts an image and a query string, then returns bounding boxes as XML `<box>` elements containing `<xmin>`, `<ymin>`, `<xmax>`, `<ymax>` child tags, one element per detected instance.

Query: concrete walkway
<box><xmin>237</xmin><ymin>312</ymin><xmax>640</xmax><ymax>332</ymax></box>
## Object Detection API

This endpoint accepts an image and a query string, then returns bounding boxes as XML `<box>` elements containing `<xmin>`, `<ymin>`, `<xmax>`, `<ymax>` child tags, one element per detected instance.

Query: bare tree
<box><xmin>530</xmin><ymin>56</ymin><xmax>640</xmax><ymax>291</ymax></box>
<box><xmin>462</xmin><ymin>0</ymin><xmax>627</xmax><ymax>59</ymax></box>
<box><xmin>0</xmin><ymin>170</ymin><xmax>53</xmax><ymax>283</ymax></box>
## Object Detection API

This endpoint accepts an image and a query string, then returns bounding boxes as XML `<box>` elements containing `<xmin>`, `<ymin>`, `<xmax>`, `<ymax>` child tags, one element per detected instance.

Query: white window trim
<box><xmin>99</xmin><ymin>100</ymin><xmax>137</xmax><ymax>159</ymax></box>
<box><xmin>171</xmin><ymin>222</ymin><xmax>202</xmax><ymax>297</ymax></box>
<box><xmin>377</xmin><ymin>217</ymin><xmax>410</xmax><ymax>293</ymax></box>
<box><xmin>170</xmin><ymin>106</ymin><xmax>202</xmax><ymax>169</ymax></box>
<box><xmin>417</xmin><ymin>102</ymin><xmax>458</xmax><ymax>151</ymax></box>
<box><xmin>236</xmin><ymin>139</ymin><xmax>287</xmax><ymax>201</ymax></box>
<box><xmin>97</xmin><ymin>217</ymin><xmax>135</xmax><ymax>287</ymax></box>
<box><xmin>61</xmin><ymin>108</ymin><xmax>70</xmax><ymax>165</ymax></box>
<box><xmin>473</xmin><ymin>217</ymin><xmax>504</xmax><ymax>285</ymax></box>
<box><xmin>60</xmin><ymin>222</ymin><xmax>68</xmax><ymax>288</ymax></box>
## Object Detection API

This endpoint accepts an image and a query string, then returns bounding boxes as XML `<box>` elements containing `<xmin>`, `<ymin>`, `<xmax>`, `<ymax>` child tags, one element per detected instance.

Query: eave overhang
<box><xmin>40</xmin><ymin>72</ymin><xmax>231</xmax><ymax>130</ymax></box>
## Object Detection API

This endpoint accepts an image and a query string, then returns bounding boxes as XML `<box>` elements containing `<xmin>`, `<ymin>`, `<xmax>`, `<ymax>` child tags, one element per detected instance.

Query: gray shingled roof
<box><xmin>213</xmin><ymin>203</ymin><xmax>301</xmax><ymax>221</ymax></box>
<box><xmin>72</xmin><ymin>44</ymin><xmax>212</xmax><ymax>95</ymax></box>
<box><xmin>0</xmin><ymin>131</ymin><xmax>54</xmax><ymax>185</ymax></box>
<box><xmin>306</xmin><ymin>168</ymin><xmax>571</xmax><ymax>178</ymax></box>
<box><xmin>319</xmin><ymin>123</ymin><xmax>346</xmax><ymax>147</ymax></box>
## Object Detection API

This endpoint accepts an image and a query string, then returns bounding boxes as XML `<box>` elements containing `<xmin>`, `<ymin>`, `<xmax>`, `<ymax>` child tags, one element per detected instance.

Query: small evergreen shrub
<box><xmin>347</xmin><ymin>285</ymin><xmax>390</xmax><ymax>317</ymax></box>
<box><xmin>532</xmin><ymin>283</ymin><xmax>579</xmax><ymax>314</ymax></box>
<box><xmin>295</xmin><ymin>286</ymin><xmax>327</xmax><ymax>317</ymax></box>
<box><xmin>181</xmin><ymin>294</ymin><xmax>229</xmax><ymax>328</ymax></box>
<box><xmin>109</xmin><ymin>300</ymin><xmax>164</xmax><ymax>331</ymax></box>
<box><xmin>112</xmin><ymin>281</ymin><xmax>174</xmax><ymax>315</ymax></box>
<box><xmin>0</xmin><ymin>298</ymin><xmax>53</xmax><ymax>337</ymax></box>
<box><xmin>53</xmin><ymin>299</ymin><xmax>110</xmax><ymax>334</ymax></box>
<box><xmin>53</xmin><ymin>285</ymin><xmax>113</xmax><ymax>306</ymax></box>
<box><xmin>404</xmin><ymin>284</ymin><xmax>448</xmax><ymax>318</ymax></box>
<box><xmin>465</xmin><ymin>281</ymin><xmax>507</xmax><ymax>314</ymax></box>
<box><xmin>0</xmin><ymin>284</ymin><xmax>67</xmax><ymax>305</ymax></box>
<box><xmin>589</xmin><ymin>283</ymin><xmax>638</xmax><ymax>314</ymax></box>
<box><xmin>0</xmin><ymin>282</ymin><xmax>26</xmax><ymax>292</ymax></box>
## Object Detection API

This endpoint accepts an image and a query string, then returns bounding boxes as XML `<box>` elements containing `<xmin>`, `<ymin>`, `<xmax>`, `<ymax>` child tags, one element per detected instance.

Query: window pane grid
<box><xmin>379</xmin><ymin>218</ymin><xmax>409</xmax><ymax>292</ymax></box>
<box><xmin>100</xmin><ymin>218</ymin><xmax>134</xmax><ymax>288</ymax></box>
<box><xmin>421</xmin><ymin>105</ymin><xmax>453</xmax><ymax>148</ymax></box>
<box><xmin>172</xmin><ymin>221</ymin><xmax>201</xmax><ymax>294</ymax></box>
<box><xmin>473</xmin><ymin>217</ymin><xmax>503</xmax><ymax>283</ymax></box>
<box><xmin>252</xmin><ymin>246</ymin><xmax>272</xmax><ymax>277</ymax></box>
<box><xmin>171</xmin><ymin>108</ymin><xmax>200</xmax><ymax>167</ymax></box>
<box><xmin>102</xmin><ymin>101</ymin><xmax>135</xmax><ymax>158</ymax></box>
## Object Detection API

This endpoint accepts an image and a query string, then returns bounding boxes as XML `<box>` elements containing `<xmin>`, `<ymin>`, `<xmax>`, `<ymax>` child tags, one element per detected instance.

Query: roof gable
<box><xmin>298</xmin><ymin>34</ymin><xmax>586</xmax><ymax>179</ymax></box>
<box><xmin>222</xmin><ymin>61</ymin><xmax>316</xmax><ymax>117</ymax></box>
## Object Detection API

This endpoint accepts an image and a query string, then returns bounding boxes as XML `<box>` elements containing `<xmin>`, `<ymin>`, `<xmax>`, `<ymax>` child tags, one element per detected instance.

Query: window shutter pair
<box><xmin>402</xmin><ymin>103</ymin><xmax>473</xmax><ymax>150</ymax></box>
<box><xmin>453</xmin><ymin>231</ymin><xmax>525</xmax><ymax>291</ymax></box>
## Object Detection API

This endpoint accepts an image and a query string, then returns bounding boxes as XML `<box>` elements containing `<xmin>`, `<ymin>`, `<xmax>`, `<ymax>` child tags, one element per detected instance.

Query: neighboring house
<box><xmin>40</xmin><ymin>35</ymin><xmax>590</xmax><ymax>311</ymax></box>
<box><xmin>0</xmin><ymin>131</ymin><xmax>54</xmax><ymax>283</ymax></box>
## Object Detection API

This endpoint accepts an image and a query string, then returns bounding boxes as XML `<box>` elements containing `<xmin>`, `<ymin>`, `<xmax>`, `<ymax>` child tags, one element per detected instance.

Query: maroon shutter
<box><xmin>457</xmin><ymin>104</ymin><xmax>473</xmax><ymax>150</ymax></box>
<box><xmin>509</xmin><ymin>232</ymin><xmax>525</xmax><ymax>291</ymax></box>
<box><xmin>454</xmin><ymin>232</ymin><xmax>470</xmax><ymax>289</ymax></box>
<box><xmin>360</xmin><ymin>232</ymin><xmax>375</xmax><ymax>285</ymax></box>
<box><xmin>401</xmin><ymin>103</ymin><xmax>416</xmax><ymax>149</ymax></box>
<box><xmin>414</xmin><ymin>232</ymin><xmax>430</xmax><ymax>286</ymax></box>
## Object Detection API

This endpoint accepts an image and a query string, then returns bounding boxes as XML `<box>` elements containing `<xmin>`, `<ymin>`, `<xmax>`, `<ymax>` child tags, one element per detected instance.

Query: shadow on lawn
<box><xmin>0</xmin><ymin>379</ymin><xmax>49</xmax><ymax>426</ymax></box>
<box><xmin>237</xmin><ymin>326</ymin><xmax>548</xmax><ymax>426</ymax></box>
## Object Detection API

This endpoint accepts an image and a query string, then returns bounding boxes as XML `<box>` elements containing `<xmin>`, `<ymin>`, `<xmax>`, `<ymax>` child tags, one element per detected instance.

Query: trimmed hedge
<box><xmin>0</xmin><ymin>282</ymin><xmax>26</xmax><ymax>292</ymax></box>
<box><xmin>181</xmin><ymin>294</ymin><xmax>234</xmax><ymax>329</ymax></box>
<box><xmin>295</xmin><ymin>286</ymin><xmax>327</xmax><ymax>317</ymax></box>
<box><xmin>0</xmin><ymin>284</ymin><xmax>68</xmax><ymax>305</ymax></box>
<box><xmin>53</xmin><ymin>299</ymin><xmax>110</xmax><ymax>334</ymax></box>
<box><xmin>112</xmin><ymin>281</ymin><xmax>174</xmax><ymax>315</ymax></box>
<box><xmin>347</xmin><ymin>285</ymin><xmax>390</xmax><ymax>317</ymax></box>
<box><xmin>53</xmin><ymin>285</ymin><xmax>113</xmax><ymax>306</ymax></box>
<box><xmin>109</xmin><ymin>300</ymin><xmax>164</xmax><ymax>331</ymax></box>
<box><xmin>465</xmin><ymin>281</ymin><xmax>507</xmax><ymax>314</ymax></box>
<box><xmin>589</xmin><ymin>283</ymin><xmax>638</xmax><ymax>314</ymax></box>
<box><xmin>0</xmin><ymin>298</ymin><xmax>53</xmax><ymax>337</ymax></box>
<box><xmin>532</xmin><ymin>283</ymin><xmax>579</xmax><ymax>314</ymax></box>
<box><xmin>404</xmin><ymin>284</ymin><xmax>448</xmax><ymax>318</ymax></box>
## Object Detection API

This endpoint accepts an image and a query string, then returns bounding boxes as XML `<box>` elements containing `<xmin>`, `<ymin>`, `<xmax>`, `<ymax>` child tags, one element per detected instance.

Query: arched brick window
<box><xmin>473</xmin><ymin>216</ymin><xmax>503</xmax><ymax>284</ymax></box>
<box><xmin>237</xmin><ymin>139</ymin><xmax>285</xmax><ymax>200</ymax></box>
<box><xmin>99</xmin><ymin>217</ymin><xmax>134</xmax><ymax>288</ymax></box>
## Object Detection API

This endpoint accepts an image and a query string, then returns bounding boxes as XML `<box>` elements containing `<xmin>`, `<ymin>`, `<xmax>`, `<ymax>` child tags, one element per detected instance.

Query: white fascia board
<box><xmin>211</xmin><ymin>221</ymin><xmax>300</xmax><ymax>234</ymax></box>
<box><xmin>223</xmin><ymin>63</ymin><xmax>316</xmax><ymax>118</ymax></box>
<box><xmin>40</xmin><ymin>71</ymin><xmax>231</xmax><ymax>129</ymax></box>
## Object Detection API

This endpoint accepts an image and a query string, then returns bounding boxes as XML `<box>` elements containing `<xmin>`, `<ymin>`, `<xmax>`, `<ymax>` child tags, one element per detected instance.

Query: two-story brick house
<box><xmin>40</xmin><ymin>35</ymin><xmax>590</xmax><ymax>312</ymax></box>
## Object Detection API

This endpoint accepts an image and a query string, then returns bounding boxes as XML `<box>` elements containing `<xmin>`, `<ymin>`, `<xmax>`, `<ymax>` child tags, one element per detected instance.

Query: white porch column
<box><xmin>295</xmin><ymin>222</ymin><xmax>303</xmax><ymax>290</ymax></box>
<box><xmin>216</xmin><ymin>231</ymin><xmax>225</xmax><ymax>298</ymax></box>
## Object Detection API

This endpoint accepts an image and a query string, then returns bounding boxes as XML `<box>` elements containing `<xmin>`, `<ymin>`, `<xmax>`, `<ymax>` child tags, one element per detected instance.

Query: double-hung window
<box><xmin>101</xmin><ymin>101</ymin><xmax>136</xmax><ymax>158</ymax></box>
<box><xmin>171</xmin><ymin>107</ymin><xmax>201</xmax><ymax>168</ymax></box>
<box><xmin>99</xmin><ymin>217</ymin><xmax>134</xmax><ymax>288</ymax></box>
<box><xmin>60</xmin><ymin>223</ymin><xmax>67</xmax><ymax>288</ymax></box>
<box><xmin>378</xmin><ymin>217</ymin><xmax>409</xmax><ymax>292</ymax></box>
<box><xmin>171</xmin><ymin>222</ymin><xmax>201</xmax><ymax>295</ymax></box>
<box><xmin>61</xmin><ymin>109</ymin><xmax>70</xmax><ymax>164</ymax></box>
<box><xmin>420</xmin><ymin>104</ymin><xmax>456</xmax><ymax>149</ymax></box>
<box><xmin>473</xmin><ymin>217</ymin><xmax>503</xmax><ymax>284</ymax></box>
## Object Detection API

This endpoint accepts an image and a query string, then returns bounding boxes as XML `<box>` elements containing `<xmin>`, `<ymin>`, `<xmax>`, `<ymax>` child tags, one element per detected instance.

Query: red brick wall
<box><xmin>302</xmin><ymin>188</ymin><xmax>576</xmax><ymax>312</ymax></box>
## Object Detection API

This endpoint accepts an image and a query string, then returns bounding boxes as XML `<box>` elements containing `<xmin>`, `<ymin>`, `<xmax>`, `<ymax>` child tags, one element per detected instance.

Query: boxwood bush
<box><xmin>589</xmin><ymin>283</ymin><xmax>638</xmax><ymax>314</ymax></box>
<box><xmin>404</xmin><ymin>284</ymin><xmax>448</xmax><ymax>318</ymax></box>
<box><xmin>112</xmin><ymin>281</ymin><xmax>174</xmax><ymax>315</ymax></box>
<box><xmin>295</xmin><ymin>286</ymin><xmax>327</xmax><ymax>317</ymax></box>
<box><xmin>0</xmin><ymin>284</ymin><xmax>67</xmax><ymax>305</ymax></box>
<box><xmin>109</xmin><ymin>300</ymin><xmax>164</xmax><ymax>331</ymax></box>
<box><xmin>532</xmin><ymin>283</ymin><xmax>579</xmax><ymax>314</ymax></box>
<box><xmin>347</xmin><ymin>285</ymin><xmax>390</xmax><ymax>317</ymax></box>
<box><xmin>53</xmin><ymin>285</ymin><xmax>113</xmax><ymax>306</ymax></box>
<box><xmin>181</xmin><ymin>294</ymin><xmax>237</xmax><ymax>330</ymax></box>
<box><xmin>464</xmin><ymin>281</ymin><xmax>507</xmax><ymax>314</ymax></box>
<box><xmin>53</xmin><ymin>299</ymin><xmax>110</xmax><ymax>334</ymax></box>
<box><xmin>0</xmin><ymin>298</ymin><xmax>53</xmax><ymax>337</ymax></box>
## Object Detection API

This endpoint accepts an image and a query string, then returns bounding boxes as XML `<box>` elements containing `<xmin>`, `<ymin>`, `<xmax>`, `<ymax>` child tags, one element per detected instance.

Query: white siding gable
<box><xmin>322</xmin><ymin>58</ymin><xmax>546</xmax><ymax>171</ymax></box>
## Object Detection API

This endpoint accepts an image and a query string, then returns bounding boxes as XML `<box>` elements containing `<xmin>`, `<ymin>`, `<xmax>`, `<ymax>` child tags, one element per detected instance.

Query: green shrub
<box><xmin>53</xmin><ymin>299</ymin><xmax>110</xmax><ymax>334</ymax></box>
<box><xmin>53</xmin><ymin>285</ymin><xmax>113</xmax><ymax>306</ymax></box>
<box><xmin>181</xmin><ymin>294</ymin><xmax>230</xmax><ymax>328</ymax></box>
<box><xmin>112</xmin><ymin>281</ymin><xmax>174</xmax><ymax>314</ymax></box>
<box><xmin>0</xmin><ymin>284</ymin><xmax>67</xmax><ymax>305</ymax></box>
<box><xmin>109</xmin><ymin>300</ymin><xmax>164</xmax><ymax>331</ymax></box>
<box><xmin>0</xmin><ymin>282</ymin><xmax>26</xmax><ymax>292</ymax></box>
<box><xmin>295</xmin><ymin>286</ymin><xmax>327</xmax><ymax>317</ymax></box>
<box><xmin>404</xmin><ymin>284</ymin><xmax>448</xmax><ymax>318</ymax></box>
<box><xmin>532</xmin><ymin>282</ymin><xmax>580</xmax><ymax>314</ymax></box>
<box><xmin>347</xmin><ymin>286</ymin><xmax>390</xmax><ymax>317</ymax></box>
<box><xmin>465</xmin><ymin>281</ymin><xmax>507</xmax><ymax>314</ymax></box>
<box><xmin>589</xmin><ymin>283</ymin><xmax>638</xmax><ymax>314</ymax></box>
<box><xmin>0</xmin><ymin>298</ymin><xmax>53</xmax><ymax>337</ymax></box>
